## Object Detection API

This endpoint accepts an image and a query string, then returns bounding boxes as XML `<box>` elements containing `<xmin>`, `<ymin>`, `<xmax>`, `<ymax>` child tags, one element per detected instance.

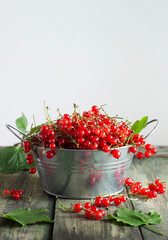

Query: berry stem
<box><xmin>144</xmin><ymin>224</ymin><xmax>165</xmax><ymax>236</ymax></box>
<box><xmin>56</xmin><ymin>198</ymin><xmax>73</xmax><ymax>212</ymax></box>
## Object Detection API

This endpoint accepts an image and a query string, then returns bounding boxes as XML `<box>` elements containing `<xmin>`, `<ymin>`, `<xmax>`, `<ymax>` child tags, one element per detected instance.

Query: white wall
<box><xmin>0</xmin><ymin>0</ymin><xmax>168</xmax><ymax>146</ymax></box>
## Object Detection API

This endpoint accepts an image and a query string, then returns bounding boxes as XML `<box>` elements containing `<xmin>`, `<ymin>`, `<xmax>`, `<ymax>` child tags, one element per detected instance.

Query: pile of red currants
<box><xmin>125</xmin><ymin>178</ymin><xmax>166</xmax><ymax>198</ymax></box>
<box><xmin>23</xmin><ymin>105</ymin><xmax>156</xmax><ymax>174</ymax></box>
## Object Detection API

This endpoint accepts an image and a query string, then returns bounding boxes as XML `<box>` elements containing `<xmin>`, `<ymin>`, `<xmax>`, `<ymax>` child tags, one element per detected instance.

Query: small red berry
<box><xmin>74</xmin><ymin>203</ymin><xmax>83</xmax><ymax>212</ymax></box>
<box><xmin>13</xmin><ymin>192</ymin><xmax>20</xmax><ymax>200</ymax></box>
<box><xmin>111</xmin><ymin>149</ymin><xmax>121</xmax><ymax>159</ymax></box>
<box><xmin>90</xmin><ymin>205</ymin><xmax>98</xmax><ymax>212</ymax></box>
<box><xmin>114</xmin><ymin>197</ymin><xmax>121</xmax><ymax>206</ymax></box>
<box><xmin>155</xmin><ymin>179</ymin><xmax>162</xmax><ymax>185</ymax></box>
<box><xmin>23</xmin><ymin>141</ymin><xmax>30</xmax><ymax>148</ymax></box>
<box><xmin>17</xmin><ymin>190</ymin><xmax>23</xmax><ymax>196</ymax></box>
<box><xmin>46</xmin><ymin>151</ymin><xmax>54</xmax><ymax>159</ymax></box>
<box><xmin>151</xmin><ymin>148</ymin><xmax>157</xmax><ymax>154</ymax></box>
<box><xmin>40</xmin><ymin>125</ymin><xmax>49</xmax><ymax>133</ymax></box>
<box><xmin>144</xmin><ymin>151</ymin><xmax>151</xmax><ymax>158</ymax></box>
<box><xmin>84</xmin><ymin>202</ymin><xmax>91</xmax><ymax>209</ymax></box>
<box><xmin>11</xmin><ymin>189</ymin><xmax>16</xmax><ymax>195</ymax></box>
<box><xmin>120</xmin><ymin>195</ymin><xmax>127</xmax><ymax>202</ymax></box>
<box><xmin>4</xmin><ymin>189</ymin><xmax>10</xmax><ymax>195</ymax></box>
<box><xmin>29</xmin><ymin>167</ymin><xmax>36</xmax><ymax>174</ymax></box>
<box><xmin>129</xmin><ymin>147</ymin><xmax>137</xmax><ymax>153</ymax></box>
<box><xmin>101</xmin><ymin>198</ymin><xmax>110</xmax><ymax>207</ymax></box>
<box><xmin>125</xmin><ymin>178</ymin><xmax>134</xmax><ymax>186</ymax></box>
<box><xmin>145</xmin><ymin>144</ymin><xmax>152</xmax><ymax>151</ymax></box>
<box><xmin>136</xmin><ymin>152</ymin><xmax>143</xmax><ymax>159</ymax></box>
<box><xmin>85</xmin><ymin>210</ymin><xmax>93</xmax><ymax>218</ymax></box>
<box><xmin>94</xmin><ymin>211</ymin><xmax>103</xmax><ymax>220</ymax></box>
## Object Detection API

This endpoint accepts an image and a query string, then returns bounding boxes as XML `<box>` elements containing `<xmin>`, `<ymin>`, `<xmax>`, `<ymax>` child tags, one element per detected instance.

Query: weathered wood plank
<box><xmin>52</xmin><ymin>197</ymin><xmax>142</xmax><ymax>240</ymax></box>
<box><xmin>127</xmin><ymin>156</ymin><xmax>168</xmax><ymax>240</ymax></box>
<box><xmin>0</xmin><ymin>171</ymin><xmax>55</xmax><ymax>240</ymax></box>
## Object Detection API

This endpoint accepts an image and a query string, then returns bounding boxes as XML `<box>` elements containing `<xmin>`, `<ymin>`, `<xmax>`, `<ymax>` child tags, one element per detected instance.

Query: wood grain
<box><xmin>127</xmin><ymin>154</ymin><xmax>168</xmax><ymax>240</ymax></box>
<box><xmin>0</xmin><ymin>171</ymin><xmax>55</xmax><ymax>240</ymax></box>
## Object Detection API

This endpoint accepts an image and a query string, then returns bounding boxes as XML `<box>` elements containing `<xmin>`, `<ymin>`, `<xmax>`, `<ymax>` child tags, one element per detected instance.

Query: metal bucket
<box><xmin>35</xmin><ymin>146</ymin><xmax>134</xmax><ymax>199</ymax></box>
<box><xmin>6</xmin><ymin>119</ymin><xmax>159</xmax><ymax>199</ymax></box>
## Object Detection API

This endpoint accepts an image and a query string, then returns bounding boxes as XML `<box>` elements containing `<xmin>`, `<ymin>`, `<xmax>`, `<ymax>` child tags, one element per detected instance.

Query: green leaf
<box><xmin>15</xmin><ymin>113</ymin><xmax>28</xmax><ymax>133</ymax></box>
<box><xmin>26</xmin><ymin>124</ymin><xmax>42</xmax><ymax>136</ymax></box>
<box><xmin>108</xmin><ymin>208</ymin><xmax>164</xmax><ymax>236</ymax></box>
<box><xmin>108</xmin><ymin>208</ymin><xmax>162</xmax><ymax>226</ymax></box>
<box><xmin>0</xmin><ymin>208</ymin><xmax>54</xmax><ymax>227</ymax></box>
<box><xmin>0</xmin><ymin>146</ymin><xmax>36</xmax><ymax>174</ymax></box>
<box><xmin>131</xmin><ymin>116</ymin><xmax>148</xmax><ymax>135</ymax></box>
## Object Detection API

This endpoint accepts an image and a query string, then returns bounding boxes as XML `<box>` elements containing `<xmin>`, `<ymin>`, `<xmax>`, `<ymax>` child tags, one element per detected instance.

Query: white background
<box><xmin>0</xmin><ymin>0</ymin><xmax>168</xmax><ymax>146</ymax></box>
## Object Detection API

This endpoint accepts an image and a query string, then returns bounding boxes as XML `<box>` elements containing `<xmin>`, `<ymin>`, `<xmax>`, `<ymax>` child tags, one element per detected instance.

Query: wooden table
<box><xmin>0</xmin><ymin>146</ymin><xmax>168</xmax><ymax>240</ymax></box>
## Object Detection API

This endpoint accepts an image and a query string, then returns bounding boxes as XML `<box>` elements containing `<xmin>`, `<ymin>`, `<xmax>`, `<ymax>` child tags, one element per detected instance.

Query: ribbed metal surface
<box><xmin>35</xmin><ymin>146</ymin><xmax>134</xmax><ymax>199</ymax></box>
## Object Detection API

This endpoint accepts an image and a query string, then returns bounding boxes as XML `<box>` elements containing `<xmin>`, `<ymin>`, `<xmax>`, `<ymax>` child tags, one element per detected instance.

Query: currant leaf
<box><xmin>131</xmin><ymin>116</ymin><xmax>148</xmax><ymax>135</ymax></box>
<box><xmin>107</xmin><ymin>208</ymin><xmax>162</xmax><ymax>226</ymax></box>
<box><xmin>0</xmin><ymin>208</ymin><xmax>54</xmax><ymax>227</ymax></box>
<box><xmin>15</xmin><ymin>113</ymin><xmax>28</xmax><ymax>133</ymax></box>
<box><xmin>0</xmin><ymin>146</ymin><xmax>35</xmax><ymax>174</ymax></box>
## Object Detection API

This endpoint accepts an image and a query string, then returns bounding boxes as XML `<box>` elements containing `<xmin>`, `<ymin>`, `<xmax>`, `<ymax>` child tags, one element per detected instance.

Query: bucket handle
<box><xmin>144</xmin><ymin>119</ymin><xmax>159</xmax><ymax>139</ymax></box>
<box><xmin>6</xmin><ymin>119</ymin><xmax>159</xmax><ymax>142</ymax></box>
<box><xmin>6</xmin><ymin>124</ymin><xmax>26</xmax><ymax>142</ymax></box>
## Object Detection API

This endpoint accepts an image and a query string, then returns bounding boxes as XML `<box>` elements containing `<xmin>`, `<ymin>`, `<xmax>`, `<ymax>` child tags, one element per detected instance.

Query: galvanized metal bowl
<box><xmin>34</xmin><ymin>146</ymin><xmax>134</xmax><ymax>199</ymax></box>
<box><xmin>6</xmin><ymin>119</ymin><xmax>159</xmax><ymax>199</ymax></box>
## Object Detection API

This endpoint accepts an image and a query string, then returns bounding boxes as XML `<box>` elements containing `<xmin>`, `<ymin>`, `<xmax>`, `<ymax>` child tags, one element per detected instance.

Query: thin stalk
<box><xmin>144</xmin><ymin>224</ymin><xmax>165</xmax><ymax>236</ymax></box>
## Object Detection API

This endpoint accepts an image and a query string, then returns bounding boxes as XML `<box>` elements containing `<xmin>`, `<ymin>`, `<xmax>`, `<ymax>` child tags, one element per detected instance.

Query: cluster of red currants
<box><xmin>23</xmin><ymin>141</ymin><xmax>37</xmax><ymax>174</ymax></box>
<box><xmin>129</xmin><ymin>140</ymin><xmax>156</xmax><ymax>159</ymax></box>
<box><xmin>125</xmin><ymin>178</ymin><xmax>166</xmax><ymax>198</ymax></box>
<box><xmin>24</xmin><ymin>105</ymin><xmax>155</xmax><ymax>161</ymax></box>
<box><xmin>4</xmin><ymin>189</ymin><xmax>23</xmax><ymax>200</ymax></box>
<box><xmin>73</xmin><ymin>194</ymin><xmax>127</xmax><ymax>220</ymax></box>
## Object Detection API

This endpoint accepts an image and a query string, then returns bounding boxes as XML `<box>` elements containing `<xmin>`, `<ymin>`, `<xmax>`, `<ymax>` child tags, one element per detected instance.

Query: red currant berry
<box><xmin>48</xmin><ymin>130</ymin><xmax>55</xmax><ymax>139</ymax></box>
<box><xmin>46</xmin><ymin>151</ymin><xmax>54</xmax><ymax>159</ymax></box>
<box><xmin>133</xmin><ymin>134</ymin><xmax>140</xmax><ymax>142</ymax></box>
<box><xmin>131</xmin><ymin>187</ymin><xmax>138</xmax><ymax>194</ymax></box>
<box><xmin>74</xmin><ymin>203</ymin><xmax>83</xmax><ymax>212</ymax></box>
<box><xmin>129</xmin><ymin>147</ymin><xmax>137</xmax><ymax>153</ymax></box>
<box><xmin>11</xmin><ymin>189</ymin><xmax>16</xmax><ymax>195</ymax></box>
<box><xmin>29</xmin><ymin>167</ymin><xmax>36</xmax><ymax>174</ymax></box>
<box><xmin>4</xmin><ymin>189</ymin><xmax>10</xmax><ymax>195</ymax></box>
<box><xmin>40</xmin><ymin>125</ymin><xmax>49</xmax><ymax>133</ymax></box>
<box><xmin>49</xmin><ymin>143</ymin><xmax>56</xmax><ymax>150</ymax></box>
<box><xmin>145</xmin><ymin>144</ymin><xmax>152</xmax><ymax>151</ymax></box>
<box><xmin>159</xmin><ymin>185</ymin><xmax>166</xmax><ymax>194</ymax></box>
<box><xmin>26</xmin><ymin>153</ymin><xmax>33</xmax><ymax>161</ymax></box>
<box><xmin>120</xmin><ymin>195</ymin><xmax>127</xmax><ymax>202</ymax></box>
<box><xmin>148</xmin><ymin>183</ymin><xmax>155</xmax><ymax>191</ymax></box>
<box><xmin>125</xmin><ymin>178</ymin><xmax>134</xmax><ymax>186</ymax></box>
<box><xmin>99</xmin><ymin>209</ymin><xmax>105</xmax><ymax>217</ymax></box>
<box><xmin>102</xmin><ymin>145</ymin><xmax>111</xmax><ymax>153</ymax></box>
<box><xmin>111</xmin><ymin>149</ymin><xmax>121</xmax><ymax>159</ymax></box>
<box><xmin>136</xmin><ymin>152</ymin><xmax>143</xmax><ymax>159</ymax></box>
<box><xmin>94</xmin><ymin>211</ymin><xmax>103</xmax><ymax>220</ymax></box>
<box><xmin>134</xmin><ymin>182</ymin><xmax>142</xmax><ymax>189</ymax></box>
<box><xmin>101</xmin><ymin>198</ymin><xmax>110</xmax><ymax>207</ymax></box>
<box><xmin>13</xmin><ymin>192</ymin><xmax>20</xmax><ymax>200</ymax></box>
<box><xmin>139</xmin><ymin>137</ymin><xmax>146</xmax><ymax>145</ymax></box>
<box><xmin>114</xmin><ymin>197</ymin><xmax>121</xmax><ymax>206</ymax></box>
<box><xmin>23</xmin><ymin>141</ymin><xmax>31</xmax><ymax>148</ymax></box>
<box><xmin>90</xmin><ymin>205</ymin><xmax>98</xmax><ymax>212</ymax></box>
<box><xmin>85</xmin><ymin>210</ymin><xmax>93</xmax><ymax>218</ymax></box>
<box><xmin>155</xmin><ymin>179</ymin><xmax>162</xmax><ymax>185</ymax></box>
<box><xmin>17</xmin><ymin>190</ymin><xmax>23</xmax><ymax>196</ymax></box>
<box><xmin>144</xmin><ymin>151</ymin><xmax>151</xmax><ymax>158</ymax></box>
<box><xmin>108</xmin><ymin>195</ymin><xmax>114</xmax><ymax>202</ymax></box>
<box><xmin>24</xmin><ymin>147</ymin><xmax>31</xmax><ymax>153</ymax></box>
<box><xmin>151</xmin><ymin>148</ymin><xmax>157</xmax><ymax>154</ymax></box>
<box><xmin>84</xmin><ymin>202</ymin><xmax>91</xmax><ymax>209</ymax></box>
